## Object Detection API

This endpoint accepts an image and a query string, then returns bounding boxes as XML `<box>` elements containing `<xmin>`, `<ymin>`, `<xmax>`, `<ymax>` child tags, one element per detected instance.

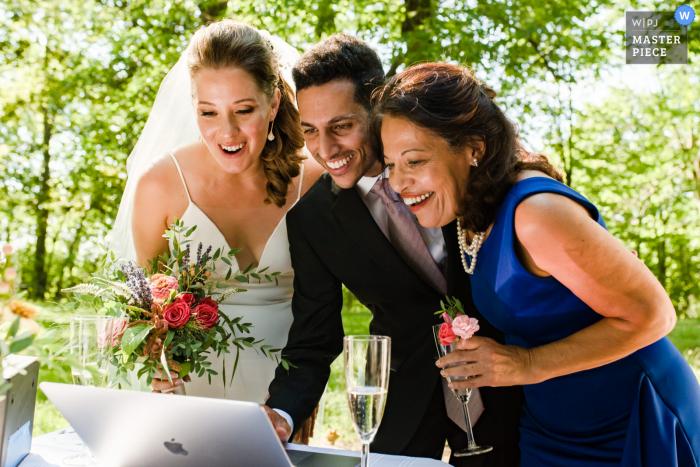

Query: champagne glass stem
<box><xmin>461</xmin><ymin>398</ymin><xmax>478</xmax><ymax>450</ymax></box>
<box><xmin>361</xmin><ymin>442</ymin><xmax>370</xmax><ymax>467</ymax></box>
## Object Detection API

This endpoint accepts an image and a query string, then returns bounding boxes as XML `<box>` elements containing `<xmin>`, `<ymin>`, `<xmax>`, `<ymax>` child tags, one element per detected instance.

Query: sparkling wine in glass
<box><xmin>344</xmin><ymin>335</ymin><xmax>390</xmax><ymax>467</ymax></box>
<box><xmin>433</xmin><ymin>324</ymin><xmax>492</xmax><ymax>457</ymax></box>
<box><xmin>65</xmin><ymin>315</ymin><xmax>115</xmax><ymax>466</ymax></box>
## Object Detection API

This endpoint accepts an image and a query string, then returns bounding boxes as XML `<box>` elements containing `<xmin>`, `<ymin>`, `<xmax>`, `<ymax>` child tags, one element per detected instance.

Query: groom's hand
<box><xmin>262</xmin><ymin>405</ymin><xmax>292</xmax><ymax>443</ymax></box>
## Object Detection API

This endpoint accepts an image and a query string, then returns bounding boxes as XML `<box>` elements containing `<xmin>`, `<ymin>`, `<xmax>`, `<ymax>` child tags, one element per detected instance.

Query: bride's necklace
<box><xmin>456</xmin><ymin>220</ymin><xmax>486</xmax><ymax>275</ymax></box>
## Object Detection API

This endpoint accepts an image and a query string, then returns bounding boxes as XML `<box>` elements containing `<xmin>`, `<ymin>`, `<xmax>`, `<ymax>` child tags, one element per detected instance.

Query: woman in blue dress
<box><xmin>370</xmin><ymin>62</ymin><xmax>700</xmax><ymax>466</ymax></box>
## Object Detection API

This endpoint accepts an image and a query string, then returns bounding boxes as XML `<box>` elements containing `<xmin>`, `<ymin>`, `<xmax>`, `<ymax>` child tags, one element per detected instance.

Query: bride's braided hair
<box><xmin>187</xmin><ymin>20</ymin><xmax>304</xmax><ymax>207</ymax></box>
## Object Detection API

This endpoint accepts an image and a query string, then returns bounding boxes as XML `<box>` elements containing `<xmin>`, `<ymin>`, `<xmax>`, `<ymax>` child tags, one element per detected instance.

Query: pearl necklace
<box><xmin>456</xmin><ymin>220</ymin><xmax>485</xmax><ymax>275</ymax></box>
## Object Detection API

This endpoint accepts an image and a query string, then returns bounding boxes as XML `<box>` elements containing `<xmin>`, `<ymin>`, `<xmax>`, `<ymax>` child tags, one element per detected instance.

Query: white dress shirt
<box><xmin>275</xmin><ymin>172</ymin><xmax>447</xmax><ymax>433</ymax></box>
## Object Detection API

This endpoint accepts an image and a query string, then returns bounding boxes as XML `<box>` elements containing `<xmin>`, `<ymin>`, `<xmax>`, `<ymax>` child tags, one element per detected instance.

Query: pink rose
<box><xmin>2</xmin><ymin>245</ymin><xmax>12</xmax><ymax>256</ymax></box>
<box><xmin>193</xmin><ymin>300</ymin><xmax>219</xmax><ymax>330</ymax></box>
<box><xmin>163</xmin><ymin>301</ymin><xmax>191</xmax><ymax>328</ymax></box>
<box><xmin>149</xmin><ymin>275</ymin><xmax>179</xmax><ymax>302</ymax></box>
<box><xmin>438</xmin><ymin>323</ymin><xmax>457</xmax><ymax>346</ymax></box>
<box><xmin>451</xmin><ymin>315</ymin><xmax>479</xmax><ymax>340</ymax></box>
<box><xmin>442</xmin><ymin>312</ymin><xmax>453</xmax><ymax>325</ymax></box>
<box><xmin>112</xmin><ymin>318</ymin><xmax>129</xmax><ymax>346</ymax></box>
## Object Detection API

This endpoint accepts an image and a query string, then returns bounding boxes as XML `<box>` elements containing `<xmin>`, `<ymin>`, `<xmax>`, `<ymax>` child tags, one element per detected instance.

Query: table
<box><xmin>20</xmin><ymin>428</ymin><xmax>449</xmax><ymax>467</ymax></box>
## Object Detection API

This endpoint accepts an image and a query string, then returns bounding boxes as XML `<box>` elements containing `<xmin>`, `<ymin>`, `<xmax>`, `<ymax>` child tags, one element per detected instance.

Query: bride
<box><xmin>109</xmin><ymin>20</ymin><xmax>322</xmax><ymax>406</ymax></box>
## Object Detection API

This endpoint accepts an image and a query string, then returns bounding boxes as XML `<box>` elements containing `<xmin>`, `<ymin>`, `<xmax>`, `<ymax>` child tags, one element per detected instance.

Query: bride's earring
<box><xmin>267</xmin><ymin>121</ymin><xmax>275</xmax><ymax>141</ymax></box>
<box><xmin>472</xmin><ymin>158</ymin><xmax>479</xmax><ymax>167</ymax></box>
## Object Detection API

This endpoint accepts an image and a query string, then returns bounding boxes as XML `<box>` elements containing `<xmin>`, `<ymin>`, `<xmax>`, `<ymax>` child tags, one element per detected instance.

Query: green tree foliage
<box><xmin>567</xmin><ymin>65</ymin><xmax>700</xmax><ymax>316</ymax></box>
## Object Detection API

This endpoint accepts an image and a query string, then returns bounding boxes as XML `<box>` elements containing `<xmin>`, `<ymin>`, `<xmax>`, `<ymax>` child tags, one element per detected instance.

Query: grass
<box><xmin>31</xmin><ymin>302</ymin><xmax>700</xmax><ymax>449</ymax></box>
<box><xmin>667</xmin><ymin>318</ymin><xmax>700</xmax><ymax>382</ymax></box>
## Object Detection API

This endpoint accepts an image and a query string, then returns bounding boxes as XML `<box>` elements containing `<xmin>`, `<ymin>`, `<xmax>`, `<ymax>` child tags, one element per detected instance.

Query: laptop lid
<box><xmin>40</xmin><ymin>382</ymin><xmax>298</xmax><ymax>467</ymax></box>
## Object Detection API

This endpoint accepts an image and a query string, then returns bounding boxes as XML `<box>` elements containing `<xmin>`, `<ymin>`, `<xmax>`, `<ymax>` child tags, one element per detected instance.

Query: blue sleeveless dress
<box><xmin>467</xmin><ymin>177</ymin><xmax>700</xmax><ymax>466</ymax></box>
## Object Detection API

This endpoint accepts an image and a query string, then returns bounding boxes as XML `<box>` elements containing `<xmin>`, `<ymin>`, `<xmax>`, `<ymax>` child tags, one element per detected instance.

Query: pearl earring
<box><xmin>268</xmin><ymin>121</ymin><xmax>275</xmax><ymax>141</ymax></box>
<box><xmin>472</xmin><ymin>158</ymin><xmax>479</xmax><ymax>167</ymax></box>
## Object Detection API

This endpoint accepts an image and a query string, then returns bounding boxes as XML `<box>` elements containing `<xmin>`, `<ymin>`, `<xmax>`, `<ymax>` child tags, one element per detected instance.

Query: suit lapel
<box><xmin>332</xmin><ymin>183</ymin><xmax>435</xmax><ymax>295</ymax></box>
<box><xmin>442</xmin><ymin>220</ymin><xmax>460</xmax><ymax>297</ymax></box>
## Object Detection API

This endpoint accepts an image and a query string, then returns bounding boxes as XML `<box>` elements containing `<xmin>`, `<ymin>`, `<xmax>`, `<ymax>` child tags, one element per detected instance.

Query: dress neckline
<box><xmin>180</xmin><ymin>201</ymin><xmax>297</xmax><ymax>270</ymax></box>
<box><xmin>167</xmin><ymin>151</ymin><xmax>305</xmax><ymax>270</ymax></box>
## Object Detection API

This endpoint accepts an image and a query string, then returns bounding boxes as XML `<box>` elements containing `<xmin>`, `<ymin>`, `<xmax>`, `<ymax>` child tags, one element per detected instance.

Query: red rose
<box><xmin>193</xmin><ymin>300</ymin><xmax>219</xmax><ymax>330</ymax></box>
<box><xmin>438</xmin><ymin>323</ymin><xmax>456</xmax><ymax>346</ymax></box>
<box><xmin>174</xmin><ymin>293</ymin><xmax>195</xmax><ymax>306</ymax></box>
<box><xmin>197</xmin><ymin>297</ymin><xmax>219</xmax><ymax>311</ymax></box>
<box><xmin>163</xmin><ymin>301</ymin><xmax>191</xmax><ymax>328</ymax></box>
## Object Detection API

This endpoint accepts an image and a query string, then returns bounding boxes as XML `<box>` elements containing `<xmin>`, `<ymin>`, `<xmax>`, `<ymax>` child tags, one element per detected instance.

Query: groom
<box><xmin>264</xmin><ymin>34</ymin><xmax>523</xmax><ymax>466</ymax></box>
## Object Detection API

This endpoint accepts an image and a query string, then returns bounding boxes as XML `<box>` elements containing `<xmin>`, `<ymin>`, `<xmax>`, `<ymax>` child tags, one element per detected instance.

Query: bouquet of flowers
<box><xmin>64</xmin><ymin>219</ymin><xmax>291</xmax><ymax>389</ymax></box>
<box><xmin>435</xmin><ymin>296</ymin><xmax>480</xmax><ymax>346</ymax></box>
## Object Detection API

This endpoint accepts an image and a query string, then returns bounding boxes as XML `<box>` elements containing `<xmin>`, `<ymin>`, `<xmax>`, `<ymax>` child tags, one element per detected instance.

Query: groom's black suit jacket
<box><xmin>267</xmin><ymin>173</ymin><xmax>523</xmax><ymax>459</ymax></box>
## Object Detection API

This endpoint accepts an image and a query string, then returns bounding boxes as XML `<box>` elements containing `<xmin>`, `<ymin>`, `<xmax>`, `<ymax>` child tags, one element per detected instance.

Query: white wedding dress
<box><xmin>167</xmin><ymin>151</ymin><xmax>303</xmax><ymax>403</ymax></box>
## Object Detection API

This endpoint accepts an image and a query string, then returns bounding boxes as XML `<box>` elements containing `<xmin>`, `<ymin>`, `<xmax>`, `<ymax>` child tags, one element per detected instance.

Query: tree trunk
<box><xmin>693</xmin><ymin>149</ymin><xmax>700</xmax><ymax>215</ymax></box>
<box><xmin>657</xmin><ymin>237</ymin><xmax>667</xmax><ymax>290</ymax></box>
<box><xmin>53</xmin><ymin>218</ymin><xmax>88</xmax><ymax>300</ymax></box>
<box><xmin>565</xmin><ymin>86</ymin><xmax>574</xmax><ymax>187</ymax></box>
<box><xmin>388</xmin><ymin>0</ymin><xmax>434</xmax><ymax>76</ymax></box>
<box><xmin>33</xmin><ymin>106</ymin><xmax>52</xmax><ymax>299</ymax></box>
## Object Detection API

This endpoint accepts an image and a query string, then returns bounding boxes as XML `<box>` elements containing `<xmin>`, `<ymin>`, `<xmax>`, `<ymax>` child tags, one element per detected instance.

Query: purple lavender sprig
<box><xmin>120</xmin><ymin>262</ymin><xmax>153</xmax><ymax>309</ymax></box>
<box><xmin>196</xmin><ymin>242</ymin><xmax>203</xmax><ymax>265</ymax></box>
<box><xmin>200</xmin><ymin>246</ymin><xmax>212</xmax><ymax>268</ymax></box>
<box><xmin>183</xmin><ymin>243</ymin><xmax>191</xmax><ymax>266</ymax></box>
<box><xmin>134</xmin><ymin>267</ymin><xmax>153</xmax><ymax>310</ymax></box>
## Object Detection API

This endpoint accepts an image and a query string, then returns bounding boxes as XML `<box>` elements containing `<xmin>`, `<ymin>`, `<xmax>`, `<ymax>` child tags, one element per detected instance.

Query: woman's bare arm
<box><xmin>438</xmin><ymin>192</ymin><xmax>676</xmax><ymax>388</ymax></box>
<box><xmin>131</xmin><ymin>155</ymin><xmax>189</xmax><ymax>267</ymax></box>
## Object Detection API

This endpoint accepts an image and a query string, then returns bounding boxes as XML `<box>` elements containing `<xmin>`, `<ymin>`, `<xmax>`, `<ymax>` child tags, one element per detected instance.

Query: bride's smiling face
<box><xmin>381</xmin><ymin>116</ymin><xmax>475</xmax><ymax>228</ymax></box>
<box><xmin>192</xmin><ymin>66</ymin><xmax>280</xmax><ymax>174</ymax></box>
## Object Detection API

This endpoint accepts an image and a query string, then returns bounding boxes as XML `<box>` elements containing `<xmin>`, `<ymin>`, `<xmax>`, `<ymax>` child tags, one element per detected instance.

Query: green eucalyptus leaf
<box><xmin>121</xmin><ymin>324</ymin><xmax>154</xmax><ymax>356</ymax></box>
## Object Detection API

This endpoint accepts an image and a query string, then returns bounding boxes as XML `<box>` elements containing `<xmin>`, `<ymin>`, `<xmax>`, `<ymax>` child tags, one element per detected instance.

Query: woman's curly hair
<box><xmin>188</xmin><ymin>19</ymin><xmax>305</xmax><ymax>207</ymax></box>
<box><xmin>370</xmin><ymin>62</ymin><xmax>562</xmax><ymax>234</ymax></box>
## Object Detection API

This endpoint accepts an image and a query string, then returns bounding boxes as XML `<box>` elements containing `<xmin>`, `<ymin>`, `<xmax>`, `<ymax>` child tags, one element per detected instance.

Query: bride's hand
<box><xmin>151</xmin><ymin>370</ymin><xmax>187</xmax><ymax>394</ymax></box>
<box><xmin>436</xmin><ymin>336</ymin><xmax>538</xmax><ymax>388</ymax></box>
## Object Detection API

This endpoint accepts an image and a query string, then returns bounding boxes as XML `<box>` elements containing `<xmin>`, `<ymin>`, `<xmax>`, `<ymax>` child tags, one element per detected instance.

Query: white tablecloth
<box><xmin>21</xmin><ymin>428</ymin><xmax>448</xmax><ymax>467</ymax></box>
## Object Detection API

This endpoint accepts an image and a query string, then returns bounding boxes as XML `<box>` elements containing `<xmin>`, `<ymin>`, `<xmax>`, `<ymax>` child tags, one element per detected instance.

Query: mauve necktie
<box><xmin>369</xmin><ymin>178</ymin><xmax>447</xmax><ymax>295</ymax></box>
<box><xmin>369</xmin><ymin>178</ymin><xmax>483</xmax><ymax>431</ymax></box>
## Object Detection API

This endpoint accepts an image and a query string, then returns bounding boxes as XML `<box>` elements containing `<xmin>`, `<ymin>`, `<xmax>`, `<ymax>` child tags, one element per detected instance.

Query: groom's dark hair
<box><xmin>292</xmin><ymin>34</ymin><xmax>384</xmax><ymax>110</ymax></box>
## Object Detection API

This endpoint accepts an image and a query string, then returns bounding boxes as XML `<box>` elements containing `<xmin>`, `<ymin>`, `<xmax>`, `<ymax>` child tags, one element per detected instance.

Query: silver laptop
<box><xmin>40</xmin><ymin>382</ymin><xmax>360</xmax><ymax>467</ymax></box>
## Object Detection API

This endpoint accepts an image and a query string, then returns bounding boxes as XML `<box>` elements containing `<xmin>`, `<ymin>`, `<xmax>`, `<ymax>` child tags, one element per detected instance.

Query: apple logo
<box><xmin>164</xmin><ymin>438</ymin><xmax>188</xmax><ymax>456</ymax></box>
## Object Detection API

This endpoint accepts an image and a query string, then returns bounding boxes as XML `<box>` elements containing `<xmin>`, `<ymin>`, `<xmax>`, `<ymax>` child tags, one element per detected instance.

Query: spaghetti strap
<box><xmin>296</xmin><ymin>162</ymin><xmax>306</xmax><ymax>201</ymax></box>
<box><xmin>166</xmin><ymin>151</ymin><xmax>192</xmax><ymax>202</ymax></box>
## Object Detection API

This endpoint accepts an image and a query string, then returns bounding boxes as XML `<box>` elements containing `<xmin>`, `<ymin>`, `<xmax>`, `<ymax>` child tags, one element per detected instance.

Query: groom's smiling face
<box><xmin>297</xmin><ymin>79</ymin><xmax>382</xmax><ymax>189</ymax></box>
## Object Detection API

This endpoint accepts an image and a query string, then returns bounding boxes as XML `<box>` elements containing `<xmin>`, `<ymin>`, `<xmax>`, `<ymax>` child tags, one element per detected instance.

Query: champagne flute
<box><xmin>344</xmin><ymin>335</ymin><xmax>391</xmax><ymax>467</ymax></box>
<box><xmin>64</xmin><ymin>315</ymin><xmax>115</xmax><ymax>466</ymax></box>
<box><xmin>433</xmin><ymin>324</ymin><xmax>492</xmax><ymax>456</ymax></box>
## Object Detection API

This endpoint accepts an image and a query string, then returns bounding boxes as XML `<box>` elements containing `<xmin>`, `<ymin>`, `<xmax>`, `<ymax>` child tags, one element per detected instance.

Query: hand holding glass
<box><xmin>433</xmin><ymin>324</ymin><xmax>492</xmax><ymax>457</ymax></box>
<box><xmin>344</xmin><ymin>336</ymin><xmax>391</xmax><ymax>467</ymax></box>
